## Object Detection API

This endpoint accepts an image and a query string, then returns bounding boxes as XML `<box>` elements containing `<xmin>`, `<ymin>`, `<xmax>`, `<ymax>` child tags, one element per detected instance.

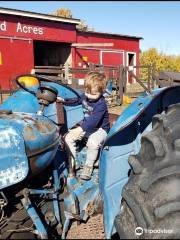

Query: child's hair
<box><xmin>84</xmin><ymin>71</ymin><xmax>107</xmax><ymax>94</ymax></box>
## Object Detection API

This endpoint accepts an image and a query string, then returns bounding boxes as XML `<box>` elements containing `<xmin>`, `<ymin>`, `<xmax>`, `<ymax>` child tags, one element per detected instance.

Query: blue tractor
<box><xmin>0</xmin><ymin>74</ymin><xmax>180</xmax><ymax>239</ymax></box>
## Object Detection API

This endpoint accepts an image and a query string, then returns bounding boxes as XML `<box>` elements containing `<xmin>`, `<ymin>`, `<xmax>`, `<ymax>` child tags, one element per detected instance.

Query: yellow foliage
<box><xmin>50</xmin><ymin>8</ymin><xmax>72</xmax><ymax>18</ymax></box>
<box><xmin>140</xmin><ymin>48</ymin><xmax>180</xmax><ymax>80</ymax></box>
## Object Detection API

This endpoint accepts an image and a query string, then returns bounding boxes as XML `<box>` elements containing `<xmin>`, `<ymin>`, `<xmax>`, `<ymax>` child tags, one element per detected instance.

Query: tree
<box><xmin>49</xmin><ymin>8</ymin><xmax>73</xmax><ymax>18</ymax></box>
<box><xmin>140</xmin><ymin>48</ymin><xmax>180</xmax><ymax>80</ymax></box>
<box><xmin>49</xmin><ymin>8</ymin><xmax>95</xmax><ymax>31</ymax></box>
<box><xmin>76</xmin><ymin>19</ymin><xmax>88</xmax><ymax>31</ymax></box>
<box><xmin>76</xmin><ymin>20</ymin><xmax>95</xmax><ymax>31</ymax></box>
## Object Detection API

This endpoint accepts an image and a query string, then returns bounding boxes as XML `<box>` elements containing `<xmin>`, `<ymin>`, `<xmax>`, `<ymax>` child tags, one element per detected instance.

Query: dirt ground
<box><xmin>67</xmin><ymin>214</ymin><xmax>105</xmax><ymax>239</ymax></box>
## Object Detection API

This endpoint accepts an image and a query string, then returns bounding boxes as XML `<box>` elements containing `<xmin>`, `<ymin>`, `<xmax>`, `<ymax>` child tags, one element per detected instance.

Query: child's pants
<box><xmin>65</xmin><ymin>128</ymin><xmax>107</xmax><ymax>167</ymax></box>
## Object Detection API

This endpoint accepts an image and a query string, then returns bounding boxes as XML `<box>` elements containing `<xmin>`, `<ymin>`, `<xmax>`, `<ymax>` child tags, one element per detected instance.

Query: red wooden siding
<box><xmin>76</xmin><ymin>31</ymin><xmax>140</xmax><ymax>52</ymax></box>
<box><xmin>0</xmin><ymin>38</ymin><xmax>34</xmax><ymax>89</ymax></box>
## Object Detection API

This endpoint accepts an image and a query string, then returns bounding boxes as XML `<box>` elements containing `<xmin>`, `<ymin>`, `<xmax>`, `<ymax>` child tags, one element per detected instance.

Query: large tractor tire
<box><xmin>115</xmin><ymin>103</ymin><xmax>180</xmax><ymax>239</ymax></box>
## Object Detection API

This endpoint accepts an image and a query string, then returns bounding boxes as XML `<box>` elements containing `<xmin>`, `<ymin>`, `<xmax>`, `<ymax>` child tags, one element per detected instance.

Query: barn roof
<box><xmin>77</xmin><ymin>29</ymin><xmax>143</xmax><ymax>40</ymax></box>
<box><xmin>159</xmin><ymin>71</ymin><xmax>180</xmax><ymax>81</ymax></box>
<box><xmin>0</xmin><ymin>7</ymin><xmax>81</xmax><ymax>25</ymax></box>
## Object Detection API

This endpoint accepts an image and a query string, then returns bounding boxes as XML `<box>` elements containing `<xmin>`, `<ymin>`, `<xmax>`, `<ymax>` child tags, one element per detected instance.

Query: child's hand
<box><xmin>69</xmin><ymin>126</ymin><xmax>83</xmax><ymax>139</ymax></box>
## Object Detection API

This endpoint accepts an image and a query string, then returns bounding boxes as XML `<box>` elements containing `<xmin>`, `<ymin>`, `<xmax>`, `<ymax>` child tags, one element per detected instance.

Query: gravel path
<box><xmin>67</xmin><ymin>214</ymin><xmax>105</xmax><ymax>239</ymax></box>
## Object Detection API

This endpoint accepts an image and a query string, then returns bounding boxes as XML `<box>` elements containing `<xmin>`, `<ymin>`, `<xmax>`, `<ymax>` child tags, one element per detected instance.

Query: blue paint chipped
<box><xmin>0</xmin><ymin>126</ymin><xmax>28</xmax><ymax>189</ymax></box>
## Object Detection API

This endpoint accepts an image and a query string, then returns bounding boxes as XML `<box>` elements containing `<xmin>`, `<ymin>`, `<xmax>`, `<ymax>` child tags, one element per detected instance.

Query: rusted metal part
<box><xmin>80</xmin><ymin>190</ymin><xmax>103</xmax><ymax>222</ymax></box>
<box><xmin>26</xmin><ymin>136</ymin><xmax>60</xmax><ymax>157</ymax></box>
<box><xmin>0</xmin><ymin>113</ymin><xmax>36</xmax><ymax>123</ymax></box>
<box><xmin>86</xmin><ymin>202</ymin><xmax>95</xmax><ymax>216</ymax></box>
<box><xmin>56</xmin><ymin>100</ymin><xmax>65</xmax><ymax>126</ymax></box>
<box><xmin>26</xmin><ymin>137</ymin><xmax>59</xmax><ymax>176</ymax></box>
<box><xmin>31</xmin><ymin>139</ymin><xmax>58</xmax><ymax>159</ymax></box>
<box><xmin>24</xmin><ymin>125</ymin><xmax>36</xmax><ymax>141</ymax></box>
<box><xmin>0</xmin><ymin>110</ymin><xmax>12</xmax><ymax>115</ymax></box>
<box><xmin>109</xmin><ymin>113</ymin><xmax>119</xmax><ymax>128</ymax></box>
<box><xmin>33</xmin><ymin>121</ymin><xmax>53</xmax><ymax>134</ymax></box>
<box><xmin>93</xmin><ymin>193</ymin><xmax>104</xmax><ymax>215</ymax></box>
<box><xmin>23</xmin><ymin>117</ymin><xmax>56</xmax><ymax>142</ymax></box>
<box><xmin>22</xmin><ymin>115</ymin><xmax>37</xmax><ymax>122</ymax></box>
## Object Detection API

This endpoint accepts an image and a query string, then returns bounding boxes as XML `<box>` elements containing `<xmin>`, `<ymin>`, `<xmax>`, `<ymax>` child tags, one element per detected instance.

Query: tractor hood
<box><xmin>0</xmin><ymin>111</ymin><xmax>59</xmax><ymax>190</ymax></box>
<box><xmin>0</xmin><ymin>124</ymin><xmax>28</xmax><ymax>190</ymax></box>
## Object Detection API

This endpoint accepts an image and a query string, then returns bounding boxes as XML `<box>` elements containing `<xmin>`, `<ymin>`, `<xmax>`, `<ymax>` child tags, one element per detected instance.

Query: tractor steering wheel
<box><xmin>15</xmin><ymin>74</ymin><xmax>81</xmax><ymax>103</ymax></box>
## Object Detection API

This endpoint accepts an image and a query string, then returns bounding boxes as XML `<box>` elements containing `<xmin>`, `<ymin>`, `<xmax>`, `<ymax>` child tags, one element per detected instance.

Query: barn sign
<box><xmin>0</xmin><ymin>21</ymin><xmax>44</xmax><ymax>35</ymax></box>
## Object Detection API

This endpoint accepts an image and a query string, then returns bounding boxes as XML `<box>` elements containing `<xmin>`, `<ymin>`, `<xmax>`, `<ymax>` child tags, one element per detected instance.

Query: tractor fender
<box><xmin>99</xmin><ymin>86</ymin><xmax>180</xmax><ymax>238</ymax></box>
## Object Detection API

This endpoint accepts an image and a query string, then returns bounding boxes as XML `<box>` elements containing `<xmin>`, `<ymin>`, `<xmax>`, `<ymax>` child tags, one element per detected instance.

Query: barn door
<box><xmin>100</xmin><ymin>50</ymin><xmax>124</xmax><ymax>66</ymax></box>
<box><xmin>126</xmin><ymin>52</ymin><xmax>136</xmax><ymax>84</ymax></box>
<box><xmin>100</xmin><ymin>50</ymin><xmax>124</xmax><ymax>79</ymax></box>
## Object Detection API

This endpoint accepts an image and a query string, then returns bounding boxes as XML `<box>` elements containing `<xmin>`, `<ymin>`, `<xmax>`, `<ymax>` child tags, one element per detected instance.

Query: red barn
<box><xmin>0</xmin><ymin>7</ymin><xmax>143</xmax><ymax>89</ymax></box>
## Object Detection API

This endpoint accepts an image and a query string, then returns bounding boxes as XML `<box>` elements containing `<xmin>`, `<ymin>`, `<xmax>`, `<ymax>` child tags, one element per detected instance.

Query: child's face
<box><xmin>85</xmin><ymin>87</ymin><xmax>101</xmax><ymax>100</ymax></box>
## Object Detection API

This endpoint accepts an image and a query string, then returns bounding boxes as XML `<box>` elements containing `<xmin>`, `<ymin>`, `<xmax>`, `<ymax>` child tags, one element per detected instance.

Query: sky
<box><xmin>0</xmin><ymin>1</ymin><xmax>180</xmax><ymax>55</ymax></box>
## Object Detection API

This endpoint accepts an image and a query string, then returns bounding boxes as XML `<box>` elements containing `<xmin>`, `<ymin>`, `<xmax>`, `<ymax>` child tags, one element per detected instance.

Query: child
<box><xmin>64</xmin><ymin>71</ymin><xmax>110</xmax><ymax>180</ymax></box>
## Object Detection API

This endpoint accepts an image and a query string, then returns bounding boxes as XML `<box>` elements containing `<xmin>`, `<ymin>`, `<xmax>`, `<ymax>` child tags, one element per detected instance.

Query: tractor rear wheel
<box><xmin>115</xmin><ymin>103</ymin><xmax>180</xmax><ymax>239</ymax></box>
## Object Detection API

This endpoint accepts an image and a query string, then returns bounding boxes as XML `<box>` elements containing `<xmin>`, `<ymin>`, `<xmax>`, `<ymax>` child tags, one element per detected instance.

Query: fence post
<box><xmin>118</xmin><ymin>64</ymin><xmax>124</xmax><ymax>105</ymax></box>
<box><xmin>89</xmin><ymin>63</ymin><xmax>95</xmax><ymax>71</ymax></box>
<box><xmin>109</xmin><ymin>68</ymin><xmax>113</xmax><ymax>80</ymax></box>
<box><xmin>99</xmin><ymin>64</ymin><xmax>105</xmax><ymax>73</ymax></box>
<box><xmin>123</xmin><ymin>66</ymin><xmax>127</xmax><ymax>94</ymax></box>
<box><xmin>65</xmin><ymin>63</ymin><xmax>70</xmax><ymax>83</ymax></box>
<box><xmin>152</xmin><ymin>63</ymin><xmax>156</xmax><ymax>89</ymax></box>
